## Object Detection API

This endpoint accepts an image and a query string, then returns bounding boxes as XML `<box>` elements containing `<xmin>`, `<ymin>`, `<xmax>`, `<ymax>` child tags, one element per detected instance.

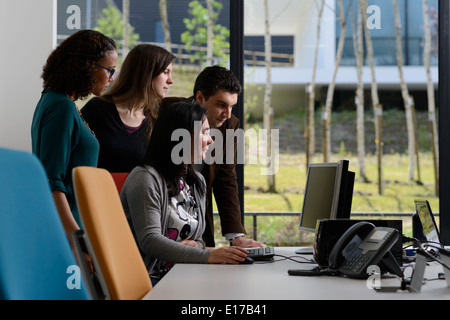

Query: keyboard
<box><xmin>247</xmin><ymin>247</ymin><xmax>275</xmax><ymax>261</ymax></box>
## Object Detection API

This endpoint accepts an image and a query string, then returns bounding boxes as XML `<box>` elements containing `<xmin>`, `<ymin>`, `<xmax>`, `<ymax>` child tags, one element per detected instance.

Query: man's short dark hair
<box><xmin>193</xmin><ymin>65</ymin><xmax>242</xmax><ymax>100</ymax></box>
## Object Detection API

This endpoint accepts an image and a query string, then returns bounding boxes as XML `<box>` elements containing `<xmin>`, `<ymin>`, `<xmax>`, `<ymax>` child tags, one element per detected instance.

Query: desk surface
<box><xmin>144</xmin><ymin>247</ymin><xmax>450</xmax><ymax>300</ymax></box>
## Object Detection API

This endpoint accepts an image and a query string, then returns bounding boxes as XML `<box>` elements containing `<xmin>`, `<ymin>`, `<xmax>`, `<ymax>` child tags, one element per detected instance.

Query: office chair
<box><xmin>72</xmin><ymin>166</ymin><xmax>152</xmax><ymax>300</ymax></box>
<box><xmin>0</xmin><ymin>147</ymin><xmax>90</xmax><ymax>300</ymax></box>
<box><xmin>110</xmin><ymin>172</ymin><xmax>129</xmax><ymax>194</ymax></box>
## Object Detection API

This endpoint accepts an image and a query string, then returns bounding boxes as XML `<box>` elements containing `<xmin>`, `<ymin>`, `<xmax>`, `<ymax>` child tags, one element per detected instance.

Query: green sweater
<box><xmin>31</xmin><ymin>90</ymin><xmax>99</xmax><ymax>225</ymax></box>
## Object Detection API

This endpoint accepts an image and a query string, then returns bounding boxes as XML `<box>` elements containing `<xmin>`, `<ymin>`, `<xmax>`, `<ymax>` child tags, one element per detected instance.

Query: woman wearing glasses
<box><xmin>31</xmin><ymin>30</ymin><xmax>118</xmax><ymax>246</ymax></box>
<box><xmin>81</xmin><ymin>44</ymin><xmax>175</xmax><ymax>173</ymax></box>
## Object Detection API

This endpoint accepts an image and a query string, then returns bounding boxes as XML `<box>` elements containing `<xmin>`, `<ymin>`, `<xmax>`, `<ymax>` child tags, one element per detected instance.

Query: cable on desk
<box><xmin>398</xmin><ymin>236</ymin><xmax>450</xmax><ymax>289</ymax></box>
<box><xmin>417</xmin><ymin>243</ymin><xmax>450</xmax><ymax>271</ymax></box>
<box><xmin>277</xmin><ymin>254</ymin><xmax>316</xmax><ymax>264</ymax></box>
<box><xmin>253</xmin><ymin>254</ymin><xmax>316</xmax><ymax>265</ymax></box>
<box><xmin>402</xmin><ymin>234</ymin><xmax>450</xmax><ymax>271</ymax></box>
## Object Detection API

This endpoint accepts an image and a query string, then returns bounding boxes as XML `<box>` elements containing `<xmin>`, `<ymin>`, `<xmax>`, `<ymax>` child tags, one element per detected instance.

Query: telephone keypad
<box><xmin>333</xmin><ymin>226</ymin><xmax>400</xmax><ymax>278</ymax></box>
<box><xmin>341</xmin><ymin>252</ymin><xmax>375</xmax><ymax>273</ymax></box>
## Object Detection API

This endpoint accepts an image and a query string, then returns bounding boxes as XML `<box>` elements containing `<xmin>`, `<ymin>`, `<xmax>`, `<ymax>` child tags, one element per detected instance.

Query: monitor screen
<box><xmin>299</xmin><ymin>160</ymin><xmax>353</xmax><ymax>232</ymax></box>
<box><xmin>414</xmin><ymin>200</ymin><xmax>440</xmax><ymax>243</ymax></box>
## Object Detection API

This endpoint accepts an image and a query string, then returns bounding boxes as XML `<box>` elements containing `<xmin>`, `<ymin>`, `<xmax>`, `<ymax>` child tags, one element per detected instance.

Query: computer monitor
<box><xmin>414</xmin><ymin>199</ymin><xmax>441</xmax><ymax>244</ymax></box>
<box><xmin>299</xmin><ymin>160</ymin><xmax>355</xmax><ymax>233</ymax></box>
<box><xmin>296</xmin><ymin>160</ymin><xmax>354</xmax><ymax>254</ymax></box>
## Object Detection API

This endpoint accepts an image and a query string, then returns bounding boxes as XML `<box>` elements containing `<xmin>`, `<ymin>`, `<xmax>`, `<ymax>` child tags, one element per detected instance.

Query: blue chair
<box><xmin>0</xmin><ymin>147</ymin><xmax>90</xmax><ymax>300</ymax></box>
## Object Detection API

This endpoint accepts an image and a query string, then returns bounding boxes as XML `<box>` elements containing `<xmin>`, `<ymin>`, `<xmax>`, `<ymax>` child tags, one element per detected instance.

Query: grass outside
<box><xmin>213</xmin><ymin>152</ymin><xmax>438</xmax><ymax>247</ymax></box>
<box><xmin>211</xmin><ymin>108</ymin><xmax>439</xmax><ymax>246</ymax></box>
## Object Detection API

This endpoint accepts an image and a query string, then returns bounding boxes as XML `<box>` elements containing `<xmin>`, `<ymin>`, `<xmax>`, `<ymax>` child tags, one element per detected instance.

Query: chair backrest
<box><xmin>110</xmin><ymin>172</ymin><xmax>129</xmax><ymax>194</ymax></box>
<box><xmin>0</xmin><ymin>147</ymin><xmax>90</xmax><ymax>300</ymax></box>
<box><xmin>72</xmin><ymin>166</ymin><xmax>152</xmax><ymax>300</ymax></box>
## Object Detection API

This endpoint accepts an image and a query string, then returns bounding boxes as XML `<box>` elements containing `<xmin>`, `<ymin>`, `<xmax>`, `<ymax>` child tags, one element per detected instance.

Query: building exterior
<box><xmin>1</xmin><ymin>0</ymin><xmax>449</xmax><ymax>243</ymax></box>
<box><xmin>244</xmin><ymin>0</ymin><xmax>439</xmax><ymax>118</ymax></box>
<box><xmin>55</xmin><ymin>0</ymin><xmax>439</xmax><ymax>118</ymax></box>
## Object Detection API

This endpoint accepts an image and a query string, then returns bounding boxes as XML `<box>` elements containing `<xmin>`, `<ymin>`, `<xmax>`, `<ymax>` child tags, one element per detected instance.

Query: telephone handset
<box><xmin>328</xmin><ymin>221</ymin><xmax>402</xmax><ymax>279</ymax></box>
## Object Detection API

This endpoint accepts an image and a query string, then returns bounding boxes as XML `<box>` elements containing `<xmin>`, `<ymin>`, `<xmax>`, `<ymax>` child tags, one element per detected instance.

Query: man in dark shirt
<box><xmin>162</xmin><ymin>66</ymin><xmax>265</xmax><ymax>248</ymax></box>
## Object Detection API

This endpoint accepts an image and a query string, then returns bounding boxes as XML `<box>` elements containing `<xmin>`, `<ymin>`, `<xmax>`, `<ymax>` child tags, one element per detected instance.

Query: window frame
<box><xmin>439</xmin><ymin>0</ymin><xmax>449</xmax><ymax>244</ymax></box>
<box><xmin>230</xmin><ymin>0</ymin><xmax>245</xmax><ymax>224</ymax></box>
<box><xmin>231</xmin><ymin>0</ymin><xmax>449</xmax><ymax>243</ymax></box>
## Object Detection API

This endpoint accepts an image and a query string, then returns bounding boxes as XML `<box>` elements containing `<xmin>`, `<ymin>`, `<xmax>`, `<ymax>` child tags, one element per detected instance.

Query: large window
<box><xmin>241</xmin><ymin>0</ymin><xmax>443</xmax><ymax>247</ymax></box>
<box><xmin>57</xmin><ymin>0</ymin><xmax>231</xmax><ymax>98</ymax></box>
<box><xmin>338</xmin><ymin>0</ymin><xmax>439</xmax><ymax>66</ymax></box>
<box><xmin>56</xmin><ymin>0</ymin><xmax>449</xmax><ymax>246</ymax></box>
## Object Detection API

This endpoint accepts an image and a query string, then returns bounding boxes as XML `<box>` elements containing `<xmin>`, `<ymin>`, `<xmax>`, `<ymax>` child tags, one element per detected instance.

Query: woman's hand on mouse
<box><xmin>207</xmin><ymin>247</ymin><xmax>249</xmax><ymax>264</ymax></box>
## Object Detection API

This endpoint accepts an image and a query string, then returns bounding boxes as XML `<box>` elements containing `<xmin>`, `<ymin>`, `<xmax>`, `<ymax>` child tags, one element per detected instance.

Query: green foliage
<box><xmin>242</xmin><ymin>152</ymin><xmax>437</xmax><ymax>246</ymax></box>
<box><xmin>213</xmin><ymin>151</ymin><xmax>438</xmax><ymax>247</ymax></box>
<box><xmin>94</xmin><ymin>1</ymin><xmax>139</xmax><ymax>52</ymax></box>
<box><xmin>181</xmin><ymin>0</ymin><xmax>230</xmax><ymax>67</ymax></box>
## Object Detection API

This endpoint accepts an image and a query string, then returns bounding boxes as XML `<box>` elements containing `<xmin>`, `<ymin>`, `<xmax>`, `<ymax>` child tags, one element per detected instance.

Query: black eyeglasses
<box><xmin>95</xmin><ymin>63</ymin><xmax>115</xmax><ymax>79</ymax></box>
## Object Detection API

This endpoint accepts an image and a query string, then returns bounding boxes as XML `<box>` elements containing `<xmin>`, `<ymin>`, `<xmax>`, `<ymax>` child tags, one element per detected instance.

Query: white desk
<box><xmin>144</xmin><ymin>247</ymin><xmax>450</xmax><ymax>300</ymax></box>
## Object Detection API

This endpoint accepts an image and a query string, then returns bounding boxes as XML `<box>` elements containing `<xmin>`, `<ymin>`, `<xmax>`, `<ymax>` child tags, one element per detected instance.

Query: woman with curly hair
<box><xmin>31</xmin><ymin>29</ymin><xmax>117</xmax><ymax>245</ymax></box>
<box><xmin>81</xmin><ymin>44</ymin><xmax>175</xmax><ymax>173</ymax></box>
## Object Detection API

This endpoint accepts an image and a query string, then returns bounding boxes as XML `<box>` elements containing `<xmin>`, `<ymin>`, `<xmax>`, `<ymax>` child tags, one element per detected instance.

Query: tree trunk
<box><xmin>360</xmin><ymin>0</ymin><xmax>384</xmax><ymax>194</ymax></box>
<box><xmin>323</xmin><ymin>0</ymin><xmax>346</xmax><ymax>162</ymax></box>
<box><xmin>352</xmin><ymin>3</ymin><xmax>367</xmax><ymax>180</ymax></box>
<box><xmin>411</xmin><ymin>101</ymin><xmax>422</xmax><ymax>183</ymax></box>
<box><xmin>122</xmin><ymin>0</ymin><xmax>130</xmax><ymax>59</ymax></box>
<box><xmin>423</xmin><ymin>0</ymin><xmax>439</xmax><ymax>196</ymax></box>
<box><xmin>206</xmin><ymin>0</ymin><xmax>214</xmax><ymax>66</ymax></box>
<box><xmin>159</xmin><ymin>0</ymin><xmax>171</xmax><ymax>51</ymax></box>
<box><xmin>393</xmin><ymin>0</ymin><xmax>419</xmax><ymax>182</ymax></box>
<box><xmin>306</xmin><ymin>0</ymin><xmax>324</xmax><ymax>168</ymax></box>
<box><xmin>264</xmin><ymin>0</ymin><xmax>275</xmax><ymax>192</ymax></box>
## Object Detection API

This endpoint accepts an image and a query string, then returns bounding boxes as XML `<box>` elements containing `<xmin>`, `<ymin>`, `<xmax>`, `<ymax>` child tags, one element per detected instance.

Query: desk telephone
<box><xmin>290</xmin><ymin>222</ymin><xmax>402</xmax><ymax>279</ymax></box>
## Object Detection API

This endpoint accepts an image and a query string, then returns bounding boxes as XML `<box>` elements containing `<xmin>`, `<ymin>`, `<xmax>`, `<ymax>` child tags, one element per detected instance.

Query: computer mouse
<box><xmin>239</xmin><ymin>256</ymin><xmax>254</xmax><ymax>264</ymax></box>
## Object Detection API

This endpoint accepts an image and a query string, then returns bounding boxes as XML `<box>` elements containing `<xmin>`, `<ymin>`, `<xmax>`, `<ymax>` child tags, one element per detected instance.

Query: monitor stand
<box><xmin>295</xmin><ymin>246</ymin><xmax>313</xmax><ymax>255</ymax></box>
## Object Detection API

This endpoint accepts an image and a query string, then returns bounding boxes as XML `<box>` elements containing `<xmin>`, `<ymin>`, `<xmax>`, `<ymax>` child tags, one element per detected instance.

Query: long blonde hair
<box><xmin>102</xmin><ymin>44</ymin><xmax>175</xmax><ymax>137</ymax></box>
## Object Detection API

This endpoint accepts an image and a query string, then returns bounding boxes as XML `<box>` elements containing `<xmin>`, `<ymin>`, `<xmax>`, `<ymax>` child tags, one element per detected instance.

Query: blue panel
<box><xmin>0</xmin><ymin>148</ymin><xmax>90</xmax><ymax>300</ymax></box>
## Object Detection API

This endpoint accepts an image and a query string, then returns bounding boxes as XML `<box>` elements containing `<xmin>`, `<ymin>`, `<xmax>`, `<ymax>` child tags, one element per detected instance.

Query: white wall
<box><xmin>0</xmin><ymin>0</ymin><xmax>56</xmax><ymax>152</ymax></box>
